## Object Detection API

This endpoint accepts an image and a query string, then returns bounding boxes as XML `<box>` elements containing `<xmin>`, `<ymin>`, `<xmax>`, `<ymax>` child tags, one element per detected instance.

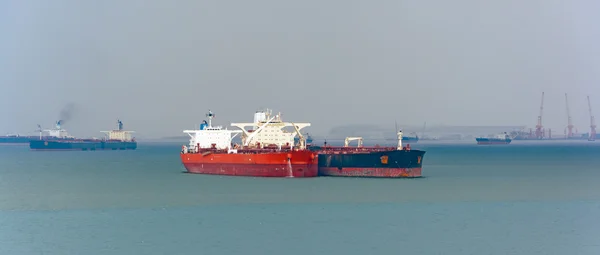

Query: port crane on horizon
<box><xmin>535</xmin><ymin>92</ymin><xmax>545</xmax><ymax>139</ymax></box>
<box><xmin>564</xmin><ymin>93</ymin><xmax>578</xmax><ymax>138</ymax></box>
<box><xmin>524</xmin><ymin>92</ymin><xmax>600</xmax><ymax>140</ymax></box>
<box><xmin>588</xmin><ymin>96</ymin><xmax>596</xmax><ymax>141</ymax></box>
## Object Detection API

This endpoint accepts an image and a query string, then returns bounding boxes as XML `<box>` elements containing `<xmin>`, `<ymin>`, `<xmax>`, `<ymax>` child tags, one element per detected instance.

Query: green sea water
<box><xmin>1</xmin><ymin>141</ymin><xmax>599</xmax><ymax>254</ymax></box>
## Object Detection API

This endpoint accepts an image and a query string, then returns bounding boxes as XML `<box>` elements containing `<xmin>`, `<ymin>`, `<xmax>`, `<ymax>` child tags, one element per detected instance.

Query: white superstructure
<box><xmin>101</xmin><ymin>120</ymin><xmax>135</xmax><ymax>141</ymax></box>
<box><xmin>231</xmin><ymin>109</ymin><xmax>310</xmax><ymax>149</ymax></box>
<box><xmin>42</xmin><ymin>121</ymin><xmax>75</xmax><ymax>139</ymax></box>
<box><xmin>183</xmin><ymin>110</ymin><xmax>242</xmax><ymax>152</ymax></box>
<box><xmin>494</xmin><ymin>132</ymin><xmax>511</xmax><ymax>139</ymax></box>
<box><xmin>182</xmin><ymin>109</ymin><xmax>311</xmax><ymax>153</ymax></box>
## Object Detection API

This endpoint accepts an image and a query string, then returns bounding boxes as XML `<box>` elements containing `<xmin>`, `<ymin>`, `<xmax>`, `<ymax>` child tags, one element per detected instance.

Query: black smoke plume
<box><xmin>58</xmin><ymin>103</ymin><xmax>76</xmax><ymax>124</ymax></box>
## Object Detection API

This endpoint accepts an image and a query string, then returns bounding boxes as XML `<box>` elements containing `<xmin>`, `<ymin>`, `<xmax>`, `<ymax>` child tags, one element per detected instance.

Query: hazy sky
<box><xmin>1</xmin><ymin>0</ymin><xmax>599</xmax><ymax>138</ymax></box>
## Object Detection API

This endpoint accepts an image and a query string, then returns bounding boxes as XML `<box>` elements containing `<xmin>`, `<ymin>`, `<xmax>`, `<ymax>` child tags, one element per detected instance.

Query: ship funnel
<box><xmin>56</xmin><ymin>120</ymin><xmax>62</xmax><ymax>130</ymax></box>
<box><xmin>200</xmin><ymin>120</ymin><xmax>208</xmax><ymax>130</ymax></box>
<box><xmin>117</xmin><ymin>120</ymin><xmax>123</xmax><ymax>130</ymax></box>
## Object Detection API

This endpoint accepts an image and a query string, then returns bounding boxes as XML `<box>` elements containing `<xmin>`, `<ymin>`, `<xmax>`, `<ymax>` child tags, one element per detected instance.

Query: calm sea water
<box><xmin>1</xmin><ymin>141</ymin><xmax>599</xmax><ymax>254</ymax></box>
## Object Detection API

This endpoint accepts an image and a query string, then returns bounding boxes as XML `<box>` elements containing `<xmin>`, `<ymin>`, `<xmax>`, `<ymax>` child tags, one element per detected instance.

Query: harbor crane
<box><xmin>564</xmin><ymin>93</ymin><xmax>577</xmax><ymax>138</ymax></box>
<box><xmin>588</xmin><ymin>96</ymin><xmax>596</xmax><ymax>141</ymax></box>
<box><xmin>535</xmin><ymin>92</ymin><xmax>545</xmax><ymax>139</ymax></box>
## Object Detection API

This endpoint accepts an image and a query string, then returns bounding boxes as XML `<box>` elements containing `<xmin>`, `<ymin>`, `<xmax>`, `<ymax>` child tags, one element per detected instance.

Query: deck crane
<box><xmin>535</xmin><ymin>92</ymin><xmax>545</xmax><ymax>139</ymax></box>
<box><xmin>588</xmin><ymin>96</ymin><xmax>596</xmax><ymax>141</ymax></box>
<box><xmin>565</xmin><ymin>93</ymin><xmax>577</xmax><ymax>138</ymax></box>
<box><xmin>344</xmin><ymin>137</ymin><xmax>363</xmax><ymax>147</ymax></box>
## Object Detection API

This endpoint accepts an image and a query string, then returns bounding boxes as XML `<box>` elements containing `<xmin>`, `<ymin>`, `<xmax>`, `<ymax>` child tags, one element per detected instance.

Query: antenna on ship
<box><xmin>206</xmin><ymin>110</ymin><xmax>214</xmax><ymax>128</ymax></box>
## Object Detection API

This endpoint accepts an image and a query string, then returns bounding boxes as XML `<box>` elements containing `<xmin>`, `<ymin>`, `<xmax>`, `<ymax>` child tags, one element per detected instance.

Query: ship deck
<box><xmin>39</xmin><ymin>139</ymin><xmax>135</xmax><ymax>142</ymax></box>
<box><xmin>308</xmin><ymin>145</ymin><xmax>426</xmax><ymax>155</ymax></box>
<box><xmin>184</xmin><ymin>147</ymin><xmax>312</xmax><ymax>155</ymax></box>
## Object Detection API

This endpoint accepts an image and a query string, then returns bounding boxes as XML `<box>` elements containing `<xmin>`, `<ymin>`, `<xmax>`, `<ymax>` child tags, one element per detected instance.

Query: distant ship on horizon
<box><xmin>29</xmin><ymin>120</ymin><xmax>137</xmax><ymax>151</ymax></box>
<box><xmin>294</xmin><ymin>132</ymin><xmax>313</xmax><ymax>145</ymax></box>
<box><xmin>475</xmin><ymin>132</ymin><xmax>512</xmax><ymax>145</ymax></box>
<box><xmin>0</xmin><ymin>121</ymin><xmax>75</xmax><ymax>145</ymax></box>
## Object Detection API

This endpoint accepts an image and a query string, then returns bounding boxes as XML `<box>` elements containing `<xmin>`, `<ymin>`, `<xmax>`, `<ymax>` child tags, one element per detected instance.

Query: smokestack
<box><xmin>58</xmin><ymin>103</ymin><xmax>76</xmax><ymax>125</ymax></box>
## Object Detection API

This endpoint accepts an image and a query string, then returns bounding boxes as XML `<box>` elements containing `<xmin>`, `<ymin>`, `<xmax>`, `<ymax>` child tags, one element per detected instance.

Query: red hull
<box><xmin>319</xmin><ymin>167</ymin><xmax>422</xmax><ymax>178</ymax></box>
<box><xmin>180</xmin><ymin>150</ymin><xmax>318</xmax><ymax>177</ymax></box>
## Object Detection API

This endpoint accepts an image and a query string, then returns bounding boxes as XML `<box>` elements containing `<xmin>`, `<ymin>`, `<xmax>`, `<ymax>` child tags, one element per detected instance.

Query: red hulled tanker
<box><xmin>180</xmin><ymin>109</ymin><xmax>318</xmax><ymax>177</ymax></box>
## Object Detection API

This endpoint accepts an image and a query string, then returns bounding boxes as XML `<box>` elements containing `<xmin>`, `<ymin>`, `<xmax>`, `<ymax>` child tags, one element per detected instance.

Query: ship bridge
<box><xmin>183</xmin><ymin>110</ymin><xmax>242</xmax><ymax>151</ymax></box>
<box><xmin>230</xmin><ymin>109</ymin><xmax>310</xmax><ymax>149</ymax></box>
<box><xmin>42</xmin><ymin>120</ymin><xmax>75</xmax><ymax>139</ymax></box>
<box><xmin>101</xmin><ymin>120</ymin><xmax>135</xmax><ymax>141</ymax></box>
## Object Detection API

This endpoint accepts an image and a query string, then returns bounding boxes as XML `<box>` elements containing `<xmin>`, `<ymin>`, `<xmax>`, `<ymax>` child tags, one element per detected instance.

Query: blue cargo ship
<box><xmin>0</xmin><ymin>135</ymin><xmax>40</xmax><ymax>145</ymax></box>
<box><xmin>30</xmin><ymin>120</ymin><xmax>137</xmax><ymax>151</ymax></box>
<box><xmin>402</xmin><ymin>135</ymin><xmax>419</xmax><ymax>143</ymax></box>
<box><xmin>475</xmin><ymin>132</ymin><xmax>512</xmax><ymax>145</ymax></box>
<box><xmin>294</xmin><ymin>132</ymin><xmax>313</xmax><ymax>145</ymax></box>
<box><xmin>1</xmin><ymin>123</ymin><xmax>75</xmax><ymax>145</ymax></box>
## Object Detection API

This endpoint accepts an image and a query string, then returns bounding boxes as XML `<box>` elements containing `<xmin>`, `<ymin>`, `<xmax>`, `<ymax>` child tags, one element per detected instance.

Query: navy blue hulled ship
<box><xmin>30</xmin><ymin>120</ymin><xmax>137</xmax><ymax>151</ymax></box>
<box><xmin>294</xmin><ymin>132</ymin><xmax>313</xmax><ymax>145</ymax></box>
<box><xmin>402</xmin><ymin>135</ymin><xmax>419</xmax><ymax>143</ymax></box>
<box><xmin>0</xmin><ymin>123</ymin><xmax>75</xmax><ymax>145</ymax></box>
<box><xmin>0</xmin><ymin>135</ymin><xmax>40</xmax><ymax>145</ymax></box>
<box><xmin>475</xmin><ymin>132</ymin><xmax>512</xmax><ymax>145</ymax></box>
<box><xmin>315</xmin><ymin>131</ymin><xmax>426</xmax><ymax>178</ymax></box>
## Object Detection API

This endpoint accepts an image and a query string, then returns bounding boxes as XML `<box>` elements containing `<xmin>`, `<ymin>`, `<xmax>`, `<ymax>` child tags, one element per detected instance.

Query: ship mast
<box><xmin>207</xmin><ymin>110</ymin><xmax>214</xmax><ymax>128</ymax></box>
